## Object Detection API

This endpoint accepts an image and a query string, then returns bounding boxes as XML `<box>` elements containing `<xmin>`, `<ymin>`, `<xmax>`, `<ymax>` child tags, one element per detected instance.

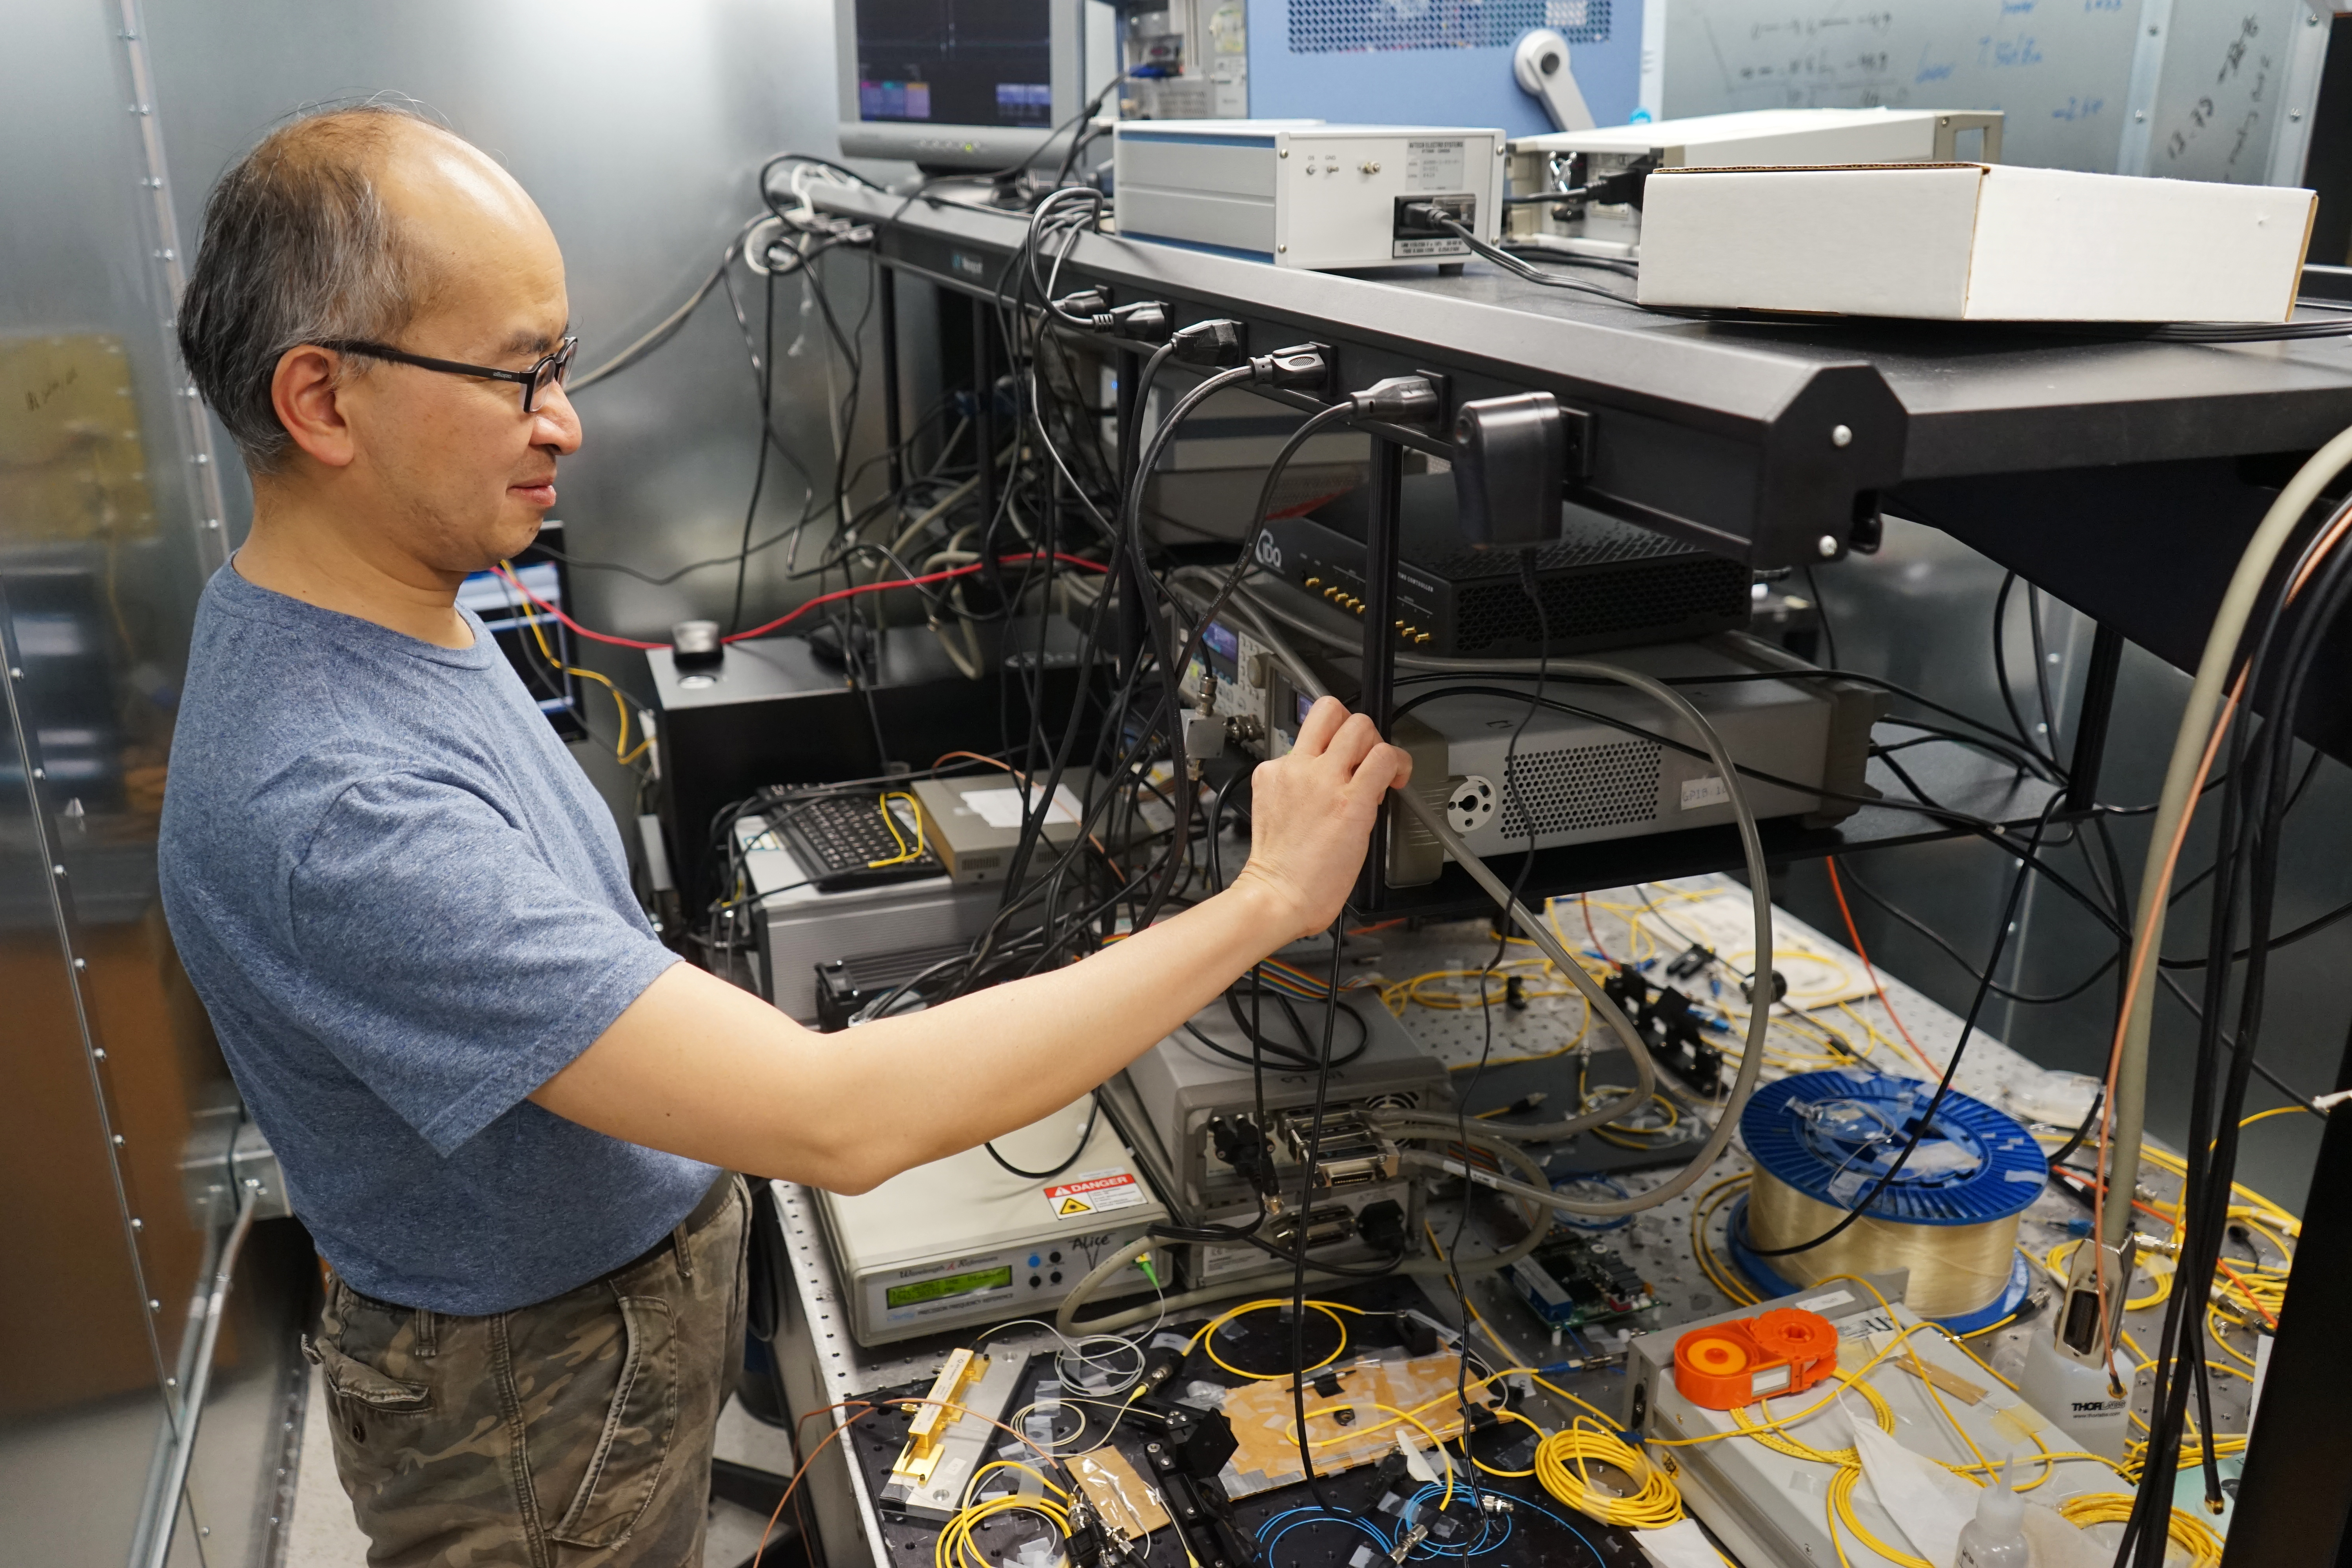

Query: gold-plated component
<box><xmin>1305</xmin><ymin>575</ymin><xmax>1321</xmax><ymax>588</ymax></box>
<box><xmin>888</xmin><ymin>1348</ymin><xmax>987</xmax><ymax>1486</ymax></box>
<box><xmin>1415</xmin><ymin>633</ymin><xmax>1432</xmax><ymax>645</ymax></box>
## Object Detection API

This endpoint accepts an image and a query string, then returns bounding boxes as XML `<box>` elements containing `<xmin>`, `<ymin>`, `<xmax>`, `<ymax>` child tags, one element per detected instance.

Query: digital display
<box><xmin>855</xmin><ymin>0</ymin><xmax>1052</xmax><ymax>126</ymax></box>
<box><xmin>887</xmin><ymin>1264</ymin><xmax>1014</xmax><ymax>1309</ymax></box>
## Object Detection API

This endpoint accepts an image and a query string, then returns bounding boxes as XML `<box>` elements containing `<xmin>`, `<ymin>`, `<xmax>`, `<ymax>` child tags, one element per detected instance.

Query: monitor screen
<box><xmin>853</xmin><ymin>0</ymin><xmax>1054</xmax><ymax>130</ymax></box>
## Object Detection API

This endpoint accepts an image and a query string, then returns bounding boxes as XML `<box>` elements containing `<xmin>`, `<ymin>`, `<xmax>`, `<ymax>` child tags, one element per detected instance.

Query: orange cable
<box><xmin>1581</xmin><ymin>893</ymin><xmax>1615</xmax><ymax>965</ymax></box>
<box><xmin>1824</xmin><ymin>857</ymin><xmax>1940</xmax><ymax>1077</ymax></box>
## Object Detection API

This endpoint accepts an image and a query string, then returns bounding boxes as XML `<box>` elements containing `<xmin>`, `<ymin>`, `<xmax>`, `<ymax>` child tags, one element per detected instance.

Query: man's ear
<box><xmin>270</xmin><ymin>346</ymin><xmax>359</xmax><ymax>469</ymax></box>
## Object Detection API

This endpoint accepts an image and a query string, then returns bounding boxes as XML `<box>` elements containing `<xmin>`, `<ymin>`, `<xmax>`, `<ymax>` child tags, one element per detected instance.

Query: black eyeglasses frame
<box><xmin>314</xmin><ymin>336</ymin><xmax>579</xmax><ymax>413</ymax></box>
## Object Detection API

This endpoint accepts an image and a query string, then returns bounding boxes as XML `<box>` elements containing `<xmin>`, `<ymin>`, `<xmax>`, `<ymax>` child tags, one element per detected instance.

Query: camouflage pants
<box><xmin>306</xmin><ymin>1174</ymin><xmax>750</xmax><ymax>1568</ymax></box>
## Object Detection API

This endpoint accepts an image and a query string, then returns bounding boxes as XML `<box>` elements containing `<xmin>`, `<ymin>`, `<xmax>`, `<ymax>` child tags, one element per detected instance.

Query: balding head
<box><xmin>180</xmin><ymin>105</ymin><xmax>554</xmax><ymax>474</ymax></box>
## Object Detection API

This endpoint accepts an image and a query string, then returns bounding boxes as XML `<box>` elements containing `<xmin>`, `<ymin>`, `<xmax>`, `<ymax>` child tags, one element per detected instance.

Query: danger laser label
<box><xmin>1044</xmin><ymin>1170</ymin><xmax>1145</xmax><ymax>1220</ymax></box>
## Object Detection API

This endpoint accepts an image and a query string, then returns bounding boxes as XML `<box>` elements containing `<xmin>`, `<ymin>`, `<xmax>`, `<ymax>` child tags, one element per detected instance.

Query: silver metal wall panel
<box><xmin>1780</xmin><ymin>518</ymin><xmax>2347</xmax><ymax>1216</ymax></box>
<box><xmin>0</xmin><ymin>3</ymin><xmax>248</xmax><ymax>1562</ymax></box>
<box><xmin>142</xmin><ymin>0</ymin><xmax>888</xmax><ymax>662</ymax></box>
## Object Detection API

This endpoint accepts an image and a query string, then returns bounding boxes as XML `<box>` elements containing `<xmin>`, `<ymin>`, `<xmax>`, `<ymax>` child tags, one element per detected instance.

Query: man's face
<box><xmin>335</xmin><ymin>130</ymin><xmax>582</xmax><ymax>576</ymax></box>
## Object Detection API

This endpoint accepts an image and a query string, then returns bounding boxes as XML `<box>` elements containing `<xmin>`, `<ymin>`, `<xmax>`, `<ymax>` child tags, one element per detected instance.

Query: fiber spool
<box><xmin>1730</xmin><ymin>1070</ymin><xmax>2046</xmax><ymax>1330</ymax></box>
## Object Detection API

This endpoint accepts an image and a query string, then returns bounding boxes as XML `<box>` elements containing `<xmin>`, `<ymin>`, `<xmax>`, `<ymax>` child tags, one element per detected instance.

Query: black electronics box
<box><xmin>645</xmin><ymin>616</ymin><xmax>1089</xmax><ymax>915</ymax></box>
<box><xmin>1257</xmin><ymin>474</ymin><xmax>1750</xmax><ymax>658</ymax></box>
<box><xmin>811</xmin><ymin>940</ymin><xmax>976</xmax><ymax>1031</ymax></box>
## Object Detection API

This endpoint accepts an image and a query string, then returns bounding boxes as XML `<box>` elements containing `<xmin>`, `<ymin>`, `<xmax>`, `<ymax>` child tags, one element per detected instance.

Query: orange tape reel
<box><xmin>1671</xmin><ymin>1307</ymin><xmax>1840</xmax><ymax>1410</ymax></box>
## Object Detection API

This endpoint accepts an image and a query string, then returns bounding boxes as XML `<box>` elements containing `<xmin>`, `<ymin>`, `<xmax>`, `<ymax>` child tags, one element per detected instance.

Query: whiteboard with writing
<box><xmin>2144</xmin><ymin>3</ymin><xmax>2304</xmax><ymax>184</ymax></box>
<box><xmin>1649</xmin><ymin>0</ymin><xmax>2307</xmax><ymax>180</ymax></box>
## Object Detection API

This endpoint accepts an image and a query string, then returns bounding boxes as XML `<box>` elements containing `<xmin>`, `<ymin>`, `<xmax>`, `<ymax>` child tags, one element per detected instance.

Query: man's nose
<box><xmin>535</xmin><ymin>381</ymin><xmax>583</xmax><ymax>455</ymax></box>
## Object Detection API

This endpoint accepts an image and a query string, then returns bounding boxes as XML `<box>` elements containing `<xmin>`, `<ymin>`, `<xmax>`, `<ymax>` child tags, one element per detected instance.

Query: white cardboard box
<box><xmin>1635</xmin><ymin>162</ymin><xmax>2315</xmax><ymax>323</ymax></box>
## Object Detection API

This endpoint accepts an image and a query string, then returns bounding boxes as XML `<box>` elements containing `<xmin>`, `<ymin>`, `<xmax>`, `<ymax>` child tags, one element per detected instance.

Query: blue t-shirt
<box><xmin>159</xmin><ymin>563</ymin><xmax>710</xmax><ymax>1314</ymax></box>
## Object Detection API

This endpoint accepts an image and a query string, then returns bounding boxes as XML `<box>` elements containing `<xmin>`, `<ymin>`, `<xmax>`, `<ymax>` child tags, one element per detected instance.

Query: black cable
<box><xmin>1439</xmin><ymin>549</ymin><xmax>1553</xmax><ymax>1508</ymax></box>
<box><xmin>1289</xmin><ymin>913</ymin><xmax>1351</xmax><ymax>1519</ymax></box>
<box><xmin>2124</xmin><ymin>501</ymin><xmax>2352</xmax><ymax>1559</ymax></box>
<box><xmin>984</xmin><ymin>1093</ymin><xmax>1102</xmax><ymax>1181</ymax></box>
<box><xmin>1387</xmin><ymin>680</ymin><xmax>2134</xmax><ymax>939</ymax></box>
<box><xmin>1172</xmin><ymin>401</ymin><xmax>1358</xmax><ymax>682</ymax></box>
<box><xmin>1743</xmin><ymin>790</ymin><xmax>2061</xmax><ymax>1258</ymax></box>
<box><xmin>1992</xmin><ymin>572</ymin><xmax>2063</xmax><ymax>773</ymax></box>
<box><xmin>2027</xmin><ymin>583</ymin><xmax>2062</xmax><ymax>755</ymax></box>
<box><xmin>1801</xmin><ymin>564</ymin><xmax>1840</xmax><ymax>670</ymax></box>
<box><xmin>1834</xmin><ymin>859</ymin><xmax>2121</xmax><ymax>1007</ymax></box>
<box><xmin>2045</xmin><ymin>1088</ymin><xmax>2107</xmax><ymax>1170</ymax></box>
<box><xmin>726</xmin><ymin>265</ymin><xmax>781</xmax><ymax>635</ymax></box>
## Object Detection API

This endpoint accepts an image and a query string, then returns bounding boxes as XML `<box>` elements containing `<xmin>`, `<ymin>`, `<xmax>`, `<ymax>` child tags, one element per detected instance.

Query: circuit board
<box><xmin>840</xmin><ymin>1278</ymin><xmax>1654</xmax><ymax>1568</ymax></box>
<box><xmin>1501</xmin><ymin>1234</ymin><xmax>1654</xmax><ymax>1334</ymax></box>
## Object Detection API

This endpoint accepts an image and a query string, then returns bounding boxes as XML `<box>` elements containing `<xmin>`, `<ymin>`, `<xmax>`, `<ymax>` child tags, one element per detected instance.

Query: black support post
<box><xmin>972</xmin><ymin>305</ymin><xmax>998</xmax><ymax>530</ymax></box>
<box><xmin>1356</xmin><ymin>436</ymin><xmax>1406</xmax><ymax>912</ymax></box>
<box><xmin>2063</xmin><ymin>622</ymin><xmax>2126</xmax><ymax>814</ymax></box>
<box><xmin>1114</xmin><ymin>348</ymin><xmax>1148</xmax><ymax>675</ymax></box>
<box><xmin>2218</xmin><ymin>1021</ymin><xmax>2352</xmax><ymax>1566</ymax></box>
<box><xmin>877</xmin><ymin>263</ymin><xmax>904</xmax><ymax>494</ymax></box>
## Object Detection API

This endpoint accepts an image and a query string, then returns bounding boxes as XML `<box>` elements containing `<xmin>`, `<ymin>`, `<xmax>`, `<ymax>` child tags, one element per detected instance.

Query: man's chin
<box><xmin>464</xmin><ymin>513</ymin><xmax>544</xmax><ymax>574</ymax></box>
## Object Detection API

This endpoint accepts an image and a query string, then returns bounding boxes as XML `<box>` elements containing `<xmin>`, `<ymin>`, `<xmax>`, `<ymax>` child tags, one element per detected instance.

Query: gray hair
<box><xmin>177</xmin><ymin>105</ymin><xmax>445</xmax><ymax>473</ymax></box>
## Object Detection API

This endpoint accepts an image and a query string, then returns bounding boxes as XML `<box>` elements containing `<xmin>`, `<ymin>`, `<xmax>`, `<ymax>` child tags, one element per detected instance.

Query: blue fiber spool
<box><xmin>1727</xmin><ymin>1069</ymin><xmax>2045</xmax><ymax>1334</ymax></box>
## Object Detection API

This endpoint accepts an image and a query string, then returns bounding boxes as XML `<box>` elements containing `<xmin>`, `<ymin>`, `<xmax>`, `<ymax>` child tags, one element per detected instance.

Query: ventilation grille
<box><xmin>1289</xmin><ymin>0</ymin><xmax>1608</xmax><ymax>55</ymax></box>
<box><xmin>1453</xmin><ymin>556</ymin><xmax>1749</xmax><ymax>654</ymax></box>
<box><xmin>1422</xmin><ymin>514</ymin><xmax>1697</xmax><ymax>581</ymax></box>
<box><xmin>1498</xmin><ymin>740</ymin><xmax>1660</xmax><ymax>838</ymax></box>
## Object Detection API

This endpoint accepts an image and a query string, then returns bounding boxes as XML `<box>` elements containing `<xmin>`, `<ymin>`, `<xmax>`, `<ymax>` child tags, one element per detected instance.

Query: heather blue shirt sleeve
<box><xmin>285</xmin><ymin>769</ymin><xmax>681</xmax><ymax>1156</ymax></box>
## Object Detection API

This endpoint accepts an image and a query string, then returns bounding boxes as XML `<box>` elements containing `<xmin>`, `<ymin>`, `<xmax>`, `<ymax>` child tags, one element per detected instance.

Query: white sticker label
<box><xmin>1404</xmin><ymin>138</ymin><xmax>1467</xmax><ymax>191</ymax></box>
<box><xmin>965</xmin><ymin>783</ymin><xmax>1084</xmax><ymax>830</ymax></box>
<box><xmin>1044</xmin><ymin>1169</ymin><xmax>1145</xmax><ymax>1219</ymax></box>
<box><xmin>1680</xmin><ymin>775</ymin><xmax>1730</xmax><ymax>810</ymax></box>
<box><xmin>1795</xmin><ymin>1288</ymin><xmax>1855</xmax><ymax>1314</ymax></box>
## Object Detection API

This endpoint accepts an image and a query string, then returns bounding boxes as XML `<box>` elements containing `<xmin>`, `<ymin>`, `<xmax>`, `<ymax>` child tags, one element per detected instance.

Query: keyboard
<box><xmin>771</xmin><ymin>790</ymin><xmax>943</xmax><ymax>893</ymax></box>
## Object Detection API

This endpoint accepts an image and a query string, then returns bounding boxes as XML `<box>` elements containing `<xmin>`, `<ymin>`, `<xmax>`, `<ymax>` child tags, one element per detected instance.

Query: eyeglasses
<box><xmin>315</xmin><ymin>335</ymin><xmax>579</xmax><ymax>413</ymax></box>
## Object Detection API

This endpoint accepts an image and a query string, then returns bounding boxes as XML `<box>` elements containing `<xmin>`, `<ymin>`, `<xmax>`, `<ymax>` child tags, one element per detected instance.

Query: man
<box><xmin>159</xmin><ymin>105</ymin><xmax>1409</xmax><ymax>1567</ymax></box>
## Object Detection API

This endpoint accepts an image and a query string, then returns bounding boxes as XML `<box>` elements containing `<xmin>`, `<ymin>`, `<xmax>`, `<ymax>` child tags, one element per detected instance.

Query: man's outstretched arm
<box><xmin>530</xmin><ymin>698</ymin><xmax>1411</xmax><ymax>1192</ymax></box>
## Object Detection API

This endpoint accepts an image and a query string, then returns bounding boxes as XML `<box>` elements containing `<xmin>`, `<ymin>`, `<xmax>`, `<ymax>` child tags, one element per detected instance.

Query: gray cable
<box><xmin>1167</xmin><ymin>568</ymin><xmax>1776</xmax><ymax>1216</ymax></box>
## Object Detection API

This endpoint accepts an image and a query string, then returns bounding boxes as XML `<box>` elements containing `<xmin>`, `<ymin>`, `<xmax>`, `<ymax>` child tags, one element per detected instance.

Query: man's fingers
<box><xmin>1345</xmin><ymin>742</ymin><xmax>1412</xmax><ymax>810</ymax></box>
<box><xmin>1291</xmin><ymin>695</ymin><xmax>1348</xmax><ymax>757</ymax></box>
<box><xmin>1319</xmin><ymin>710</ymin><xmax>1384</xmax><ymax>775</ymax></box>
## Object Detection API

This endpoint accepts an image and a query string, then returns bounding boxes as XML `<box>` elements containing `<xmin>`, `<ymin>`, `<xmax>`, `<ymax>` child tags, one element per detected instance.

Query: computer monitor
<box><xmin>835</xmin><ymin>0</ymin><xmax>1090</xmax><ymax>172</ymax></box>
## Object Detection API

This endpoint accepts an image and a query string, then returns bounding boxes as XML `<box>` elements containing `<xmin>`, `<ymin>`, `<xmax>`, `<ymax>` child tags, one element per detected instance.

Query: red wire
<box><xmin>1824</xmin><ymin>856</ymin><xmax>1941</xmax><ymax>1077</ymax></box>
<box><xmin>486</xmin><ymin>552</ymin><xmax>1107</xmax><ymax>652</ymax></box>
<box><xmin>1581</xmin><ymin>892</ymin><xmax>1615</xmax><ymax>965</ymax></box>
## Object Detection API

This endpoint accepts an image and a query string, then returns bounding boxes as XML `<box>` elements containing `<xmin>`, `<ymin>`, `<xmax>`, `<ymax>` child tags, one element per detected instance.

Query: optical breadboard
<box><xmin>816</xmin><ymin>1098</ymin><xmax>1168</xmax><ymax>1345</ymax></box>
<box><xmin>1113</xmin><ymin>120</ymin><xmax>1507</xmax><ymax>270</ymax></box>
<box><xmin>1729</xmin><ymin>1069</ymin><xmax>2046</xmax><ymax>1332</ymax></box>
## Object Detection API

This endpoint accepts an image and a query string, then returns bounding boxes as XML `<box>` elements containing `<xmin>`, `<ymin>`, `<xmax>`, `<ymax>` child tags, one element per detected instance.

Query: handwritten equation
<box><xmin>1659</xmin><ymin>0</ymin><xmax>2302</xmax><ymax>178</ymax></box>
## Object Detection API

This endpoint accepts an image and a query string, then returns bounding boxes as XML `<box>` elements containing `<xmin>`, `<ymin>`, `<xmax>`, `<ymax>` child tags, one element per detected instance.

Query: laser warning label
<box><xmin>1044</xmin><ymin>1170</ymin><xmax>1145</xmax><ymax>1220</ymax></box>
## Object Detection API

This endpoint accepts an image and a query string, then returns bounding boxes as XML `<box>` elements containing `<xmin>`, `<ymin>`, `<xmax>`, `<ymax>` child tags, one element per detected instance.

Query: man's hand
<box><xmin>1230</xmin><ymin>696</ymin><xmax>1414</xmax><ymax>943</ymax></box>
